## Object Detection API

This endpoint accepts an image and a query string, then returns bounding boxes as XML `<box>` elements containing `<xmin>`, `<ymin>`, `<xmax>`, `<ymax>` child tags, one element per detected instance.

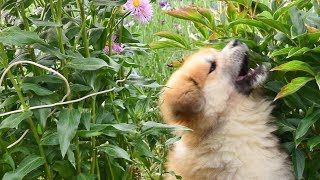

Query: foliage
<box><xmin>150</xmin><ymin>0</ymin><xmax>320</xmax><ymax>179</ymax></box>
<box><xmin>0</xmin><ymin>0</ymin><xmax>185</xmax><ymax>179</ymax></box>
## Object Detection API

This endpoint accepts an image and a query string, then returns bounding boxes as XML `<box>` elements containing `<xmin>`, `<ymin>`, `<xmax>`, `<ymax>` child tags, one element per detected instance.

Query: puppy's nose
<box><xmin>230</xmin><ymin>39</ymin><xmax>241</xmax><ymax>47</ymax></box>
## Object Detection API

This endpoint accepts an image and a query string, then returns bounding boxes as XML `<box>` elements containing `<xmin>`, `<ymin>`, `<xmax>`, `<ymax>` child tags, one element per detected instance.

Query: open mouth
<box><xmin>235</xmin><ymin>53</ymin><xmax>268</xmax><ymax>95</ymax></box>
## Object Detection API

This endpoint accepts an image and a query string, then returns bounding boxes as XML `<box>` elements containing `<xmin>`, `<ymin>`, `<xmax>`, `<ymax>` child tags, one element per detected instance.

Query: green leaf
<box><xmin>57</xmin><ymin>109</ymin><xmax>81</xmax><ymax>157</ymax></box>
<box><xmin>3</xmin><ymin>155</ymin><xmax>45</xmax><ymax>180</ymax></box>
<box><xmin>21</xmin><ymin>83</ymin><xmax>54</xmax><ymax>96</ymax></box>
<box><xmin>98</xmin><ymin>144</ymin><xmax>131</xmax><ymax>161</ymax></box>
<box><xmin>273</xmin><ymin>0</ymin><xmax>304</xmax><ymax>19</ymax></box>
<box><xmin>0</xmin><ymin>95</ymin><xmax>19</xmax><ymax>109</ymax></box>
<box><xmin>77</xmin><ymin>130</ymin><xmax>103</xmax><ymax>138</ymax></box>
<box><xmin>94</xmin><ymin>0</ymin><xmax>126</xmax><ymax>6</ymax></box>
<box><xmin>154</xmin><ymin>31</ymin><xmax>190</xmax><ymax>49</ymax></box>
<box><xmin>257</xmin><ymin>18</ymin><xmax>290</xmax><ymax>34</ymax></box>
<box><xmin>165</xmin><ymin>7</ymin><xmax>212</xmax><ymax>29</ymax></box>
<box><xmin>295</xmin><ymin>110</ymin><xmax>320</xmax><ymax>140</ymax></box>
<box><xmin>316</xmin><ymin>74</ymin><xmax>320</xmax><ymax>91</ymax></box>
<box><xmin>228</xmin><ymin>19</ymin><xmax>270</xmax><ymax>31</ymax></box>
<box><xmin>76</xmin><ymin>173</ymin><xmax>95</xmax><ymax>180</ymax></box>
<box><xmin>141</xmin><ymin>121</ymin><xmax>191</xmax><ymax>135</ymax></box>
<box><xmin>149</xmin><ymin>40</ymin><xmax>188</xmax><ymax>49</ymax></box>
<box><xmin>271</xmin><ymin>60</ymin><xmax>316</xmax><ymax>76</ymax></box>
<box><xmin>133</xmin><ymin>140</ymin><xmax>154</xmax><ymax>158</ymax></box>
<box><xmin>290</xmin><ymin>7</ymin><xmax>306</xmax><ymax>36</ymax></box>
<box><xmin>40</xmin><ymin>130</ymin><xmax>59</xmax><ymax>145</ymax></box>
<box><xmin>32</xmin><ymin>43</ymin><xmax>67</xmax><ymax>59</ymax></box>
<box><xmin>307</xmin><ymin>136</ymin><xmax>320</xmax><ymax>151</ymax></box>
<box><xmin>0</xmin><ymin>27</ymin><xmax>44</xmax><ymax>46</ymax></box>
<box><xmin>110</xmin><ymin>123</ymin><xmax>137</xmax><ymax>133</ymax></box>
<box><xmin>29</xmin><ymin>18</ymin><xmax>61</xmax><ymax>27</ymax></box>
<box><xmin>274</xmin><ymin>77</ymin><xmax>314</xmax><ymax>100</ymax></box>
<box><xmin>24</xmin><ymin>74</ymin><xmax>65</xmax><ymax>84</ymax></box>
<box><xmin>68</xmin><ymin>58</ymin><xmax>111</xmax><ymax>71</ymax></box>
<box><xmin>287</xmin><ymin>47</ymin><xmax>311</xmax><ymax>58</ymax></box>
<box><xmin>0</xmin><ymin>111</ymin><xmax>33</xmax><ymax>129</ymax></box>
<box><xmin>270</xmin><ymin>47</ymin><xmax>295</xmax><ymax>57</ymax></box>
<box><xmin>292</xmin><ymin>148</ymin><xmax>305</xmax><ymax>180</ymax></box>
<box><xmin>3</xmin><ymin>153</ymin><xmax>15</xmax><ymax>171</ymax></box>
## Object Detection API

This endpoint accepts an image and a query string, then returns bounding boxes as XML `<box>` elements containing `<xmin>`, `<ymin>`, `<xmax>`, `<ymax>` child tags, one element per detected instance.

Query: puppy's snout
<box><xmin>230</xmin><ymin>39</ymin><xmax>241</xmax><ymax>47</ymax></box>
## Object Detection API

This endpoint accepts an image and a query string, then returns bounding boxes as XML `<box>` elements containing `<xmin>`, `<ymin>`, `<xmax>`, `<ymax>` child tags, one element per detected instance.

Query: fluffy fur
<box><xmin>160</xmin><ymin>41</ymin><xmax>294</xmax><ymax>180</ymax></box>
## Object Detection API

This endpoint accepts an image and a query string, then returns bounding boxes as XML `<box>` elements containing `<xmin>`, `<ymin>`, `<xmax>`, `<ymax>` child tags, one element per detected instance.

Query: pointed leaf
<box><xmin>274</xmin><ymin>77</ymin><xmax>314</xmax><ymax>100</ymax></box>
<box><xmin>0</xmin><ymin>95</ymin><xmax>19</xmax><ymax>109</ymax></box>
<box><xmin>57</xmin><ymin>109</ymin><xmax>81</xmax><ymax>157</ymax></box>
<box><xmin>98</xmin><ymin>144</ymin><xmax>131</xmax><ymax>161</ymax></box>
<box><xmin>3</xmin><ymin>155</ymin><xmax>45</xmax><ymax>180</ymax></box>
<box><xmin>270</xmin><ymin>47</ymin><xmax>294</xmax><ymax>57</ymax></box>
<box><xmin>271</xmin><ymin>60</ymin><xmax>316</xmax><ymax>76</ymax></box>
<box><xmin>165</xmin><ymin>7</ymin><xmax>211</xmax><ymax>28</ymax></box>
<box><xmin>0</xmin><ymin>27</ymin><xmax>44</xmax><ymax>46</ymax></box>
<box><xmin>149</xmin><ymin>40</ymin><xmax>187</xmax><ymax>49</ymax></box>
<box><xmin>287</xmin><ymin>47</ymin><xmax>311</xmax><ymax>58</ymax></box>
<box><xmin>292</xmin><ymin>148</ymin><xmax>305</xmax><ymax>180</ymax></box>
<box><xmin>40</xmin><ymin>131</ymin><xmax>59</xmax><ymax>145</ymax></box>
<box><xmin>68</xmin><ymin>58</ymin><xmax>111</xmax><ymax>71</ymax></box>
<box><xmin>295</xmin><ymin>110</ymin><xmax>320</xmax><ymax>140</ymax></box>
<box><xmin>154</xmin><ymin>31</ymin><xmax>190</xmax><ymax>49</ymax></box>
<box><xmin>29</xmin><ymin>18</ymin><xmax>61</xmax><ymax>27</ymax></box>
<box><xmin>3</xmin><ymin>153</ymin><xmax>15</xmax><ymax>170</ymax></box>
<box><xmin>257</xmin><ymin>18</ymin><xmax>290</xmax><ymax>34</ymax></box>
<box><xmin>273</xmin><ymin>0</ymin><xmax>304</xmax><ymax>20</ymax></box>
<box><xmin>0</xmin><ymin>111</ymin><xmax>33</xmax><ymax>129</ymax></box>
<box><xmin>229</xmin><ymin>19</ymin><xmax>270</xmax><ymax>31</ymax></box>
<box><xmin>307</xmin><ymin>136</ymin><xmax>320</xmax><ymax>151</ymax></box>
<box><xmin>316</xmin><ymin>74</ymin><xmax>320</xmax><ymax>91</ymax></box>
<box><xmin>32</xmin><ymin>43</ymin><xmax>67</xmax><ymax>59</ymax></box>
<box><xmin>21</xmin><ymin>83</ymin><xmax>54</xmax><ymax>96</ymax></box>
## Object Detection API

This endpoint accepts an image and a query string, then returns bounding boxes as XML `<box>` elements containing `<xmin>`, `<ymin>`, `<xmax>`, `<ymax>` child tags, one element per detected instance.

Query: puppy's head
<box><xmin>182</xmin><ymin>40</ymin><xmax>268</xmax><ymax>95</ymax></box>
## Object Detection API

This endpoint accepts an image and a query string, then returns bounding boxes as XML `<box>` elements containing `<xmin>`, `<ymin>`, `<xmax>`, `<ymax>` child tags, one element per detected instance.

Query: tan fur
<box><xmin>160</xmin><ymin>47</ymin><xmax>294</xmax><ymax>180</ymax></box>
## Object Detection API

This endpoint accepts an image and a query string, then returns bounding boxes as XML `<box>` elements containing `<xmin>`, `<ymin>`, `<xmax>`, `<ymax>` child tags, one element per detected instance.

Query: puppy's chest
<box><xmin>175</xmin><ymin>134</ymin><xmax>243</xmax><ymax>173</ymax></box>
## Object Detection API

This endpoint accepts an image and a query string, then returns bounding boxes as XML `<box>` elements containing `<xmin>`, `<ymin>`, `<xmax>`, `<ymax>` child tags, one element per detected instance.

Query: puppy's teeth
<box><xmin>250</xmin><ymin>68</ymin><xmax>254</xmax><ymax>71</ymax></box>
<box><xmin>256</xmin><ymin>64</ymin><xmax>259</xmax><ymax>67</ymax></box>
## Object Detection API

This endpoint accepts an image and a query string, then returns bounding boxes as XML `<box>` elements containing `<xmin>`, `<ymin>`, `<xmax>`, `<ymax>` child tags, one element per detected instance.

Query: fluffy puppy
<box><xmin>160</xmin><ymin>40</ymin><xmax>294</xmax><ymax>180</ymax></box>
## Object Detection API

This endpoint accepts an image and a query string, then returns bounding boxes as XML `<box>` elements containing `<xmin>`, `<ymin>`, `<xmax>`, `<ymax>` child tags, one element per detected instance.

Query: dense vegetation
<box><xmin>0</xmin><ymin>0</ymin><xmax>319</xmax><ymax>179</ymax></box>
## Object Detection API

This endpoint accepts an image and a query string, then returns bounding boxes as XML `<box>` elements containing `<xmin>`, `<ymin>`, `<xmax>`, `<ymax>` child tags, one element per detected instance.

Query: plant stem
<box><xmin>56</xmin><ymin>0</ymin><xmax>66</xmax><ymax>55</ymax></box>
<box><xmin>0</xmin><ymin>43</ymin><xmax>52</xmax><ymax>179</ymax></box>
<box><xmin>96</xmin><ymin>155</ymin><xmax>101</xmax><ymax>180</ymax></box>
<box><xmin>18</xmin><ymin>2</ymin><xmax>40</xmax><ymax>75</ymax></box>
<box><xmin>90</xmin><ymin>97</ymin><xmax>97</xmax><ymax>174</ymax></box>
<box><xmin>75</xmin><ymin>136</ymin><xmax>81</xmax><ymax>174</ymax></box>
<box><xmin>106</xmin><ymin>155</ymin><xmax>115</xmax><ymax>180</ymax></box>
<box><xmin>76</xmin><ymin>0</ymin><xmax>90</xmax><ymax>57</ymax></box>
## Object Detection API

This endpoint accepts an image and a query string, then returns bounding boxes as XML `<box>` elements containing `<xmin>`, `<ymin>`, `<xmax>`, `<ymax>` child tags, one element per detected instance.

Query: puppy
<box><xmin>160</xmin><ymin>40</ymin><xmax>294</xmax><ymax>180</ymax></box>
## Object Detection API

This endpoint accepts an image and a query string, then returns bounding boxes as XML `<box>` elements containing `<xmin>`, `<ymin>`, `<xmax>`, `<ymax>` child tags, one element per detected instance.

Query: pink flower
<box><xmin>104</xmin><ymin>35</ymin><xmax>124</xmax><ymax>54</ymax></box>
<box><xmin>125</xmin><ymin>0</ymin><xmax>153</xmax><ymax>23</ymax></box>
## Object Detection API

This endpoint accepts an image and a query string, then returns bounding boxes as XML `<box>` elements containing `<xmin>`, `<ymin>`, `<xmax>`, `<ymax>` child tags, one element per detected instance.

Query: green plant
<box><xmin>0</xmin><ymin>0</ymin><xmax>188</xmax><ymax>179</ymax></box>
<box><xmin>150</xmin><ymin>0</ymin><xmax>320</xmax><ymax>179</ymax></box>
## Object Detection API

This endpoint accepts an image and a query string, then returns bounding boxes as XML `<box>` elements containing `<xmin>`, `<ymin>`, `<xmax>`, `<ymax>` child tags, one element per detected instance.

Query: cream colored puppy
<box><xmin>160</xmin><ymin>40</ymin><xmax>294</xmax><ymax>180</ymax></box>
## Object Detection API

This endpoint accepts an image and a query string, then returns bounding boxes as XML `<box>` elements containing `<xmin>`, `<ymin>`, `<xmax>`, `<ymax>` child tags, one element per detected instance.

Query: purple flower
<box><xmin>104</xmin><ymin>35</ymin><xmax>124</xmax><ymax>54</ymax></box>
<box><xmin>159</xmin><ymin>1</ymin><xmax>169</xmax><ymax>7</ymax></box>
<box><xmin>125</xmin><ymin>0</ymin><xmax>153</xmax><ymax>23</ymax></box>
<box><xmin>211</xmin><ymin>3</ymin><xmax>218</xmax><ymax>10</ymax></box>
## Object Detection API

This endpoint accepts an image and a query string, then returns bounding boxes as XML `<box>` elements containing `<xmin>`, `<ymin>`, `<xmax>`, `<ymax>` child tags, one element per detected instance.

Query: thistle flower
<box><xmin>104</xmin><ymin>35</ymin><xmax>124</xmax><ymax>54</ymax></box>
<box><xmin>125</xmin><ymin>0</ymin><xmax>153</xmax><ymax>23</ymax></box>
<box><xmin>159</xmin><ymin>1</ymin><xmax>171</xmax><ymax>11</ymax></box>
<box><xmin>159</xmin><ymin>1</ymin><xmax>169</xmax><ymax>7</ymax></box>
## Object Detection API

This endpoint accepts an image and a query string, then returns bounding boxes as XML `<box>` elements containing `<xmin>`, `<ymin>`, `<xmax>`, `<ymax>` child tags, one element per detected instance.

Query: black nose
<box><xmin>230</xmin><ymin>39</ymin><xmax>241</xmax><ymax>47</ymax></box>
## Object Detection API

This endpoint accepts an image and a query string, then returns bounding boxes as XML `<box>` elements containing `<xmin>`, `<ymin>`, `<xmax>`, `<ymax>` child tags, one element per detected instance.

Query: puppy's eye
<box><xmin>209</xmin><ymin>62</ymin><xmax>216</xmax><ymax>73</ymax></box>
